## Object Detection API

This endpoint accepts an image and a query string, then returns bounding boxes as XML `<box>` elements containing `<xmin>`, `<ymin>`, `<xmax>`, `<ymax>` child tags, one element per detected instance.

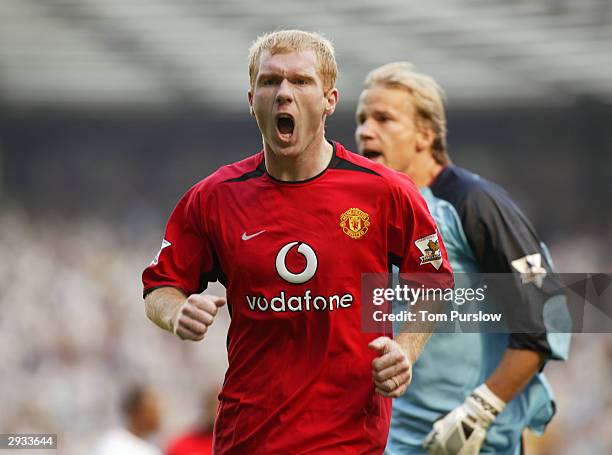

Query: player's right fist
<box><xmin>171</xmin><ymin>294</ymin><xmax>226</xmax><ymax>341</ymax></box>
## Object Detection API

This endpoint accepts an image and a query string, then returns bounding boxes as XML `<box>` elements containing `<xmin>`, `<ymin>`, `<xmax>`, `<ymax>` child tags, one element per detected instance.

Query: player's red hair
<box><xmin>248</xmin><ymin>29</ymin><xmax>337</xmax><ymax>92</ymax></box>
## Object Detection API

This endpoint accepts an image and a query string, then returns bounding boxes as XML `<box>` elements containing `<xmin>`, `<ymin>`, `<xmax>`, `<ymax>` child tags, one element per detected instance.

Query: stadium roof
<box><xmin>1</xmin><ymin>0</ymin><xmax>611</xmax><ymax>110</ymax></box>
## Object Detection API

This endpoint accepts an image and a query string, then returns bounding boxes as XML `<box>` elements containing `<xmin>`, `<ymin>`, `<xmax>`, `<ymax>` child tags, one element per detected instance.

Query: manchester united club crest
<box><xmin>340</xmin><ymin>207</ymin><xmax>371</xmax><ymax>239</ymax></box>
<box><xmin>414</xmin><ymin>232</ymin><xmax>443</xmax><ymax>270</ymax></box>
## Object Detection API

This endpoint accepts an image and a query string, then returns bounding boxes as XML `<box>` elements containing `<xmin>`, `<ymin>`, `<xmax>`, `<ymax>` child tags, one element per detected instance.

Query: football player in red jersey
<box><xmin>143</xmin><ymin>30</ymin><xmax>453</xmax><ymax>454</ymax></box>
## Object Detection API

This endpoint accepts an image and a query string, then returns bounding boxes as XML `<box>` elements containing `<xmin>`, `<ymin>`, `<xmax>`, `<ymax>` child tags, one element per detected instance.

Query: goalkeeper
<box><xmin>354</xmin><ymin>62</ymin><xmax>571</xmax><ymax>455</ymax></box>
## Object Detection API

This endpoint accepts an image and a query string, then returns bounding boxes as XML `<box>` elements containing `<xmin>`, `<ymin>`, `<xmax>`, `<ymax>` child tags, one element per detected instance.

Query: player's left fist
<box><xmin>368</xmin><ymin>336</ymin><xmax>412</xmax><ymax>397</ymax></box>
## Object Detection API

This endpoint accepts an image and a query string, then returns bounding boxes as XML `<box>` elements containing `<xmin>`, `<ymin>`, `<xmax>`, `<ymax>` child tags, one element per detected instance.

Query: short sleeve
<box><xmin>460</xmin><ymin>185</ymin><xmax>570</xmax><ymax>360</ymax></box>
<box><xmin>142</xmin><ymin>185</ymin><xmax>218</xmax><ymax>297</ymax></box>
<box><xmin>387</xmin><ymin>176</ymin><xmax>454</xmax><ymax>288</ymax></box>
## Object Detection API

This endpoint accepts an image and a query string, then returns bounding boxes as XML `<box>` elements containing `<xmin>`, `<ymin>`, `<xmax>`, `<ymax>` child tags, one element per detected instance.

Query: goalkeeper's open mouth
<box><xmin>362</xmin><ymin>148</ymin><xmax>384</xmax><ymax>163</ymax></box>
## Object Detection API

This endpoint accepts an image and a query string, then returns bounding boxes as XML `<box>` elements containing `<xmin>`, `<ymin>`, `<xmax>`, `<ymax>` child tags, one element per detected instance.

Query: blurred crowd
<box><xmin>0</xmin><ymin>208</ymin><xmax>610</xmax><ymax>454</ymax></box>
<box><xmin>0</xmin><ymin>208</ymin><xmax>228</xmax><ymax>454</ymax></box>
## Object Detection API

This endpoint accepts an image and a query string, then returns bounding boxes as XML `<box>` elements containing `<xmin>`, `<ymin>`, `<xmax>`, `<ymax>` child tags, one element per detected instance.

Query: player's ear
<box><xmin>323</xmin><ymin>87</ymin><xmax>339</xmax><ymax>116</ymax></box>
<box><xmin>416</xmin><ymin>124</ymin><xmax>435</xmax><ymax>153</ymax></box>
<box><xmin>247</xmin><ymin>90</ymin><xmax>255</xmax><ymax>116</ymax></box>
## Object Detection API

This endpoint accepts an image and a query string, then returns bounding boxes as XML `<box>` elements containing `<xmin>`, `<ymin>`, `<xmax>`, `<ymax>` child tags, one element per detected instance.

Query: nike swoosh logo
<box><xmin>242</xmin><ymin>230</ymin><xmax>266</xmax><ymax>241</ymax></box>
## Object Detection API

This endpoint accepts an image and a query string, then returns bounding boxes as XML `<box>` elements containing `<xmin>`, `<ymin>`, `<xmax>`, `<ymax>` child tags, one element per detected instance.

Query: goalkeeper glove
<box><xmin>423</xmin><ymin>384</ymin><xmax>506</xmax><ymax>455</ymax></box>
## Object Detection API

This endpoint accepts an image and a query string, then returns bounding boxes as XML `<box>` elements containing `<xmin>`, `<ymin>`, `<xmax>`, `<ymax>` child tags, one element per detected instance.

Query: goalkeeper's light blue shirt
<box><xmin>386</xmin><ymin>166</ymin><xmax>571</xmax><ymax>455</ymax></box>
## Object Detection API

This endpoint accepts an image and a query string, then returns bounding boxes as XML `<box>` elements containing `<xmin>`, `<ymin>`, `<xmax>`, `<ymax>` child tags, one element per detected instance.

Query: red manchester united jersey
<box><xmin>143</xmin><ymin>141</ymin><xmax>453</xmax><ymax>454</ymax></box>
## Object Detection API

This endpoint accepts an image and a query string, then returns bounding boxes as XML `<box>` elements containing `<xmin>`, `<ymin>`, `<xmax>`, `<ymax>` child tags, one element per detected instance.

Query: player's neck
<box><xmin>410</xmin><ymin>155</ymin><xmax>443</xmax><ymax>188</ymax></box>
<box><xmin>264</xmin><ymin>135</ymin><xmax>333</xmax><ymax>182</ymax></box>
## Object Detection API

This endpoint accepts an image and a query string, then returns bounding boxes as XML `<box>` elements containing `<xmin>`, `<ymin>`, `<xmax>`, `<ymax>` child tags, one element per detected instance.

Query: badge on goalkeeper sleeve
<box><xmin>423</xmin><ymin>384</ymin><xmax>506</xmax><ymax>455</ymax></box>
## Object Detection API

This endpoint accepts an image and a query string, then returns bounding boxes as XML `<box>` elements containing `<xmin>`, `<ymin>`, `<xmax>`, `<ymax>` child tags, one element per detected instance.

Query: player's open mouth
<box><xmin>276</xmin><ymin>114</ymin><xmax>295</xmax><ymax>140</ymax></box>
<box><xmin>362</xmin><ymin>149</ymin><xmax>384</xmax><ymax>161</ymax></box>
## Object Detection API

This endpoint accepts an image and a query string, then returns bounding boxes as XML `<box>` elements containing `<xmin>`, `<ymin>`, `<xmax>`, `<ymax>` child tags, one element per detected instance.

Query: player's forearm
<box><xmin>144</xmin><ymin>287</ymin><xmax>187</xmax><ymax>332</ymax></box>
<box><xmin>485</xmin><ymin>348</ymin><xmax>544</xmax><ymax>403</ymax></box>
<box><xmin>396</xmin><ymin>297</ymin><xmax>442</xmax><ymax>364</ymax></box>
<box><xmin>395</xmin><ymin>331</ymin><xmax>432</xmax><ymax>365</ymax></box>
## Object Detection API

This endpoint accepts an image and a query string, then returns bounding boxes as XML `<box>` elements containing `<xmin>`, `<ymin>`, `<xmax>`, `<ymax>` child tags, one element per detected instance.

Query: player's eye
<box><xmin>259</xmin><ymin>77</ymin><xmax>276</xmax><ymax>86</ymax></box>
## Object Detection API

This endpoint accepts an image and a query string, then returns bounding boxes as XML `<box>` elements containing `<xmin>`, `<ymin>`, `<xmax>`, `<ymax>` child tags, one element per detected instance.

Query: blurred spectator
<box><xmin>94</xmin><ymin>384</ymin><xmax>163</xmax><ymax>455</ymax></box>
<box><xmin>166</xmin><ymin>386</ymin><xmax>219</xmax><ymax>455</ymax></box>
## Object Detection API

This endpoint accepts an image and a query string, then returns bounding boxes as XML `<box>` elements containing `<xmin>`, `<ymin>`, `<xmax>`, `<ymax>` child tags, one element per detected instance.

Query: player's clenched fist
<box><xmin>368</xmin><ymin>336</ymin><xmax>412</xmax><ymax>397</ymax></box>
<box><xmin>171</xmin><ymin>294</ymin><xmax>226</xmax><ymax>341</ymax></box>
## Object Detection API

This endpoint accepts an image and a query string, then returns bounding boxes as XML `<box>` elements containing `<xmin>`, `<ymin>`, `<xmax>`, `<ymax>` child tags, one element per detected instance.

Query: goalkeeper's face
<box><xmin>355</xmin><ymin>84</ymin><xmax>428</xmax><ymax>178</ymax></box>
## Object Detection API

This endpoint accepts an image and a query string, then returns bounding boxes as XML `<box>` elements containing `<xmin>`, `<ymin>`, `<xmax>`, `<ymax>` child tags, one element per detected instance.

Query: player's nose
<box><xmin>275</xmin><ymin>79</ymin><xmax>294</xmax><ymax>104</ymax></box>
<box><xmin>356</xmin><ymin>118</ymin><xmax>375</xmax><ymax>143</ymax></box>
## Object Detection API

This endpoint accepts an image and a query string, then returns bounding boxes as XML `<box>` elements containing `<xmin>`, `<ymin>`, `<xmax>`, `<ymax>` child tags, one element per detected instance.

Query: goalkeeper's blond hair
<box><xmin>364</xmin><ymin>62</ymin><xmax>449</xmax><ymax>165</ymax></box>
